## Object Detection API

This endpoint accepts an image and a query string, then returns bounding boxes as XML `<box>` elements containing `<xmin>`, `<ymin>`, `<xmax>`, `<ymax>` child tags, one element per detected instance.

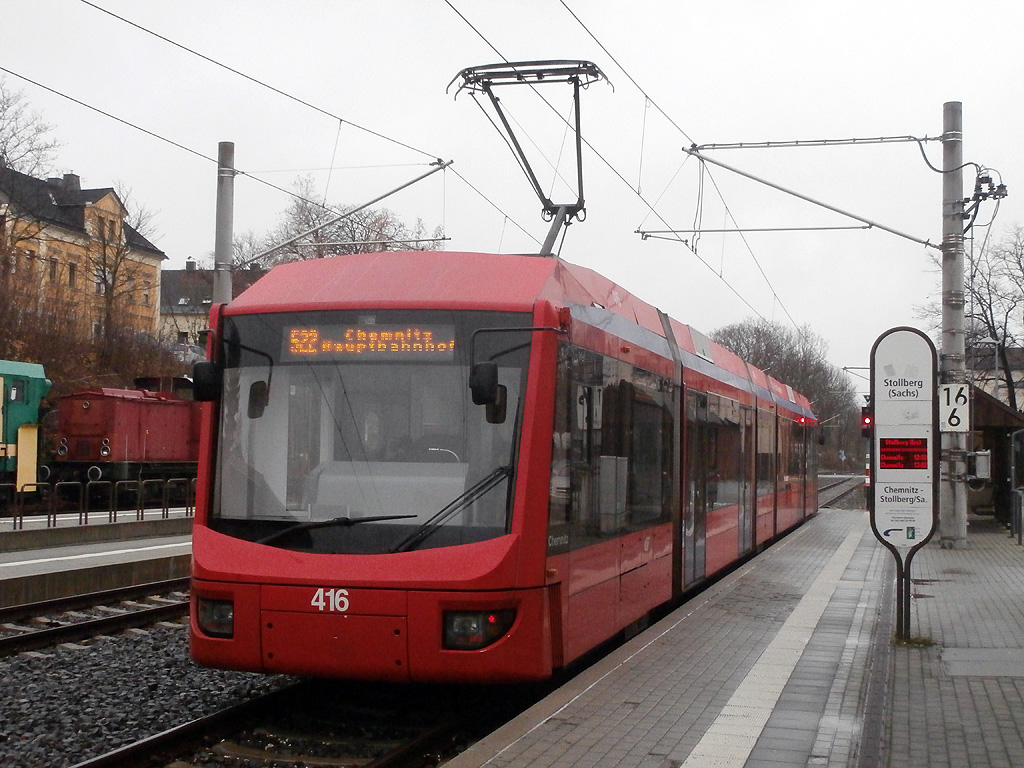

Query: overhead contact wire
<box><xmin>70</xmin><ymin>0</ymin><xmax>536</xmax><ymax>247</ymax></box>
<box><xmin>78</xmin><ymin>0</ymin><xmax>437</xmax><ymax>161</ymax></box>
<box><xmin>444</xmin><ymin>0</ymin><xmax>774</xmax><ymax>323</ymax></box>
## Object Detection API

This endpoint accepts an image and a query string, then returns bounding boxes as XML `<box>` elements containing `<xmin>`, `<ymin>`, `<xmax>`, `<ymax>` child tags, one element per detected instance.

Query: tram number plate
<box><xmin>311</xmin><ymin>587</ymin><xmax>350</xmax><ymax>612</ymax></box>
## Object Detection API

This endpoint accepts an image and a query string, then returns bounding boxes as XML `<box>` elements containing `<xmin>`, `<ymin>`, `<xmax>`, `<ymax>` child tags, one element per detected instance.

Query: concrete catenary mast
<box><xmin>939</xmin><ymin>102</ymin><xmax>967</xmax><ymax>548</ymax></box>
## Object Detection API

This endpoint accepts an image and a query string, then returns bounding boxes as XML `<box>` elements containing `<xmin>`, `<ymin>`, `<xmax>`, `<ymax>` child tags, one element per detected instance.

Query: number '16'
<box><xmin>943</xmin><ymin>386</ymin><xmax>968</xmax><ymax>407</ymax></box>
<box><xmin>311</xmin><ymin>587</ymin><xmax>349</xmax><ymax>612</ymax></box>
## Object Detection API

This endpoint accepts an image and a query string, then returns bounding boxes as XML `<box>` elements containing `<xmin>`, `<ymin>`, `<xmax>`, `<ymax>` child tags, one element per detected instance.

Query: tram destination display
<box><xmin>284</xmin><ymin>324</ymin><xmax>456</xmax><ymax>361</ymax></box>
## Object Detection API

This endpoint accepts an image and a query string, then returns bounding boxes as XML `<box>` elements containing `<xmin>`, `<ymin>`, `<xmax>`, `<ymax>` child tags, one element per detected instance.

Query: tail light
<box><xmin>443</xmin><ymin>609</ymin><xmax>515</xmax><ymax>650</ymax></box>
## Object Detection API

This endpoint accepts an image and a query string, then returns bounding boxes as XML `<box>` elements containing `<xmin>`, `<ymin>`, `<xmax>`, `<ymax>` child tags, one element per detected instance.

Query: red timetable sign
<box><xmin>878</xmin><ymin>437</ymin><xmax>929</xmax><ymax>470</ymax></box>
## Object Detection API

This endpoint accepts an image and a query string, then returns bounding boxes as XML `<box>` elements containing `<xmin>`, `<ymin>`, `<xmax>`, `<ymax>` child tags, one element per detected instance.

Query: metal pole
<box><xmin>213</xmin><ymin>141</ymin><xmax>235</xmax><ymax>304</ymax></box>
<box><xmin>682</xmin><ymin>147</ymin><xmax>938</xmax><ymax>250</ymax></box>
<box><xmin>249</xmin><ymin>160</ymin><xmax>452</xmax><ymax>263</ymax></box>
<box><xmin>894</xmin><ymin>560</ymin><xmax>906</xmax><ymax>640</ymax></box>
<box><xmin>939</xmin><ymin>103</ymin><xmax>968</xmax><ymax>548</ymax></box>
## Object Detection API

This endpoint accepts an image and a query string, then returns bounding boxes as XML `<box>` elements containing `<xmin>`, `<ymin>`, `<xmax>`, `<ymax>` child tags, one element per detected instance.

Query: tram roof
<box><xmin>227</xmin><ymin>251</ymin><xmax>814</xmax><ymax>419</ymax></box>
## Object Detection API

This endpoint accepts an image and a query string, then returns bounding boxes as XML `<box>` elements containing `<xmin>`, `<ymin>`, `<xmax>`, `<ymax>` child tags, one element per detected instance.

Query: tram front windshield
<box><xmin>209</xmin><ymin>309</ymin><xmax>531</xmax><ymax>554</ymax></box>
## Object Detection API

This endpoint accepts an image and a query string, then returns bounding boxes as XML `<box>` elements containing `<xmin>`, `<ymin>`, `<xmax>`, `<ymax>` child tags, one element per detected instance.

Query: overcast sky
<box><xmin>4</xmin><ymin>0</ymin><xmax>1022</xmax><ymax>386</ymax></box>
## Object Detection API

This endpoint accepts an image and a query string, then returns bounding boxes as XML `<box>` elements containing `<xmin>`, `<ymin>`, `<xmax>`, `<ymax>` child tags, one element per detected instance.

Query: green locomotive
<box><xmin>0</xmin><ymin>360</ymin><xmax>52</xmax><ymax>494</ymax></box>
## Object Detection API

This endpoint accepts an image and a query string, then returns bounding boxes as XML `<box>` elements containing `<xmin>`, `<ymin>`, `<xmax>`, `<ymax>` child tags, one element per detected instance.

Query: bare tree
<box><xmin>0</xmin><ymin>76</ymin><xmax>61</xmax><ymax>175</ymax></box>
<box><xmin>88</xmin><ymin>186</ymin><xmax>167</xmax><ymax>376</ymax></box>
<box><xmin>712</xmin><ymin>318</ymin><xmax>862</xmax><ymax>471</ymax></box>
<box><xmin>918</xmin><ymin>225</ymin><xmax>1024</xmax><ymax>409</ymax></box>
<box><xmin>964</xmin><ymin>226</ymin><xmax>1024</xmax><ymax>409</ymax></box>
<box><xmin>247</xmin><ymin>175</ymin><xmax>442</xmax><ymax>268</ymax></box>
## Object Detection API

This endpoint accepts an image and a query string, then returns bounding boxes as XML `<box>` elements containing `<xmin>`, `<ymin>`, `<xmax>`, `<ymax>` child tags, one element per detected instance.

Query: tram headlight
<box><xmin>197</xmin><ymin>598</ymin><xmax>234</xmax><ymax>638</ymax></box>
<box><xmin>443</xmin><ymin>609</ymin><xmax>516</xmax><ymax>650</ymax></box>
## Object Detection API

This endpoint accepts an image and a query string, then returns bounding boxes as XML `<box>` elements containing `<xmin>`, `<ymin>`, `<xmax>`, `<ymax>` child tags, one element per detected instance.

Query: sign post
<box><xmin>869</xmin><ymin>327</ymin><xmax>939</xmax><ymax>639</ymax></box>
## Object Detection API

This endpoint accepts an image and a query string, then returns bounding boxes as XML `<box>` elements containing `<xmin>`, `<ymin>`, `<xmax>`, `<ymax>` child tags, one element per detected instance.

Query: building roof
<box><xmin>971</xmin><ymin>384</ymin><xmax>1024</xmax><ymax>429</ymax></box>
<box><xmin>0</xmin><ymin>167</ymin><xmax>164</xmax><ymax>258</ymax></box>
<box><xmin>161</xmin><ymin>262</ymin><xmax>265</xmax><ymax>313</ymax></box>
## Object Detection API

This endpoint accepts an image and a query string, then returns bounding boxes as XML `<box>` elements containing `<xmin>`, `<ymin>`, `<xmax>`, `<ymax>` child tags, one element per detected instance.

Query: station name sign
<box><xmin>882</xmin><ymin>377</ymin><xmax>925</xmax><ymax>398</ymax></box>
<box><xmin>869</xmin><ymin>327</ymin><xmax>938</xmax><ymax>554</ymax></box>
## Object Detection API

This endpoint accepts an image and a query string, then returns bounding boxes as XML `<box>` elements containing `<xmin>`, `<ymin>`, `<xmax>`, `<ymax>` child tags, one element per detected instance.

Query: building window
<box><xmin>94</xmin><ymin>267</ymin><xmax>110</xmax><ymax>296</ymax></box>
<box><xmin>49</xmin><ymin>258</ymin><xmax>58</xmax><ymax>282</ymax></box>
<box><xmin>68</xmin><ymin>262</ymin><xmax>77</xmax><ymax>289</ymax></box>
<box><xmin>177</xmin><ymin>331</ymin><xmax>189</xmax><ymax>344</ymax></box>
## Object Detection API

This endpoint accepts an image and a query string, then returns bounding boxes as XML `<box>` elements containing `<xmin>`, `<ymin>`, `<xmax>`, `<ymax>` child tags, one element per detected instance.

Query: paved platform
<box><xmin>1</xmin><ymin>507</ymin><xmax>193</xmax><ymax>606</ymax></box>
<box><xmin>449</xmin><ymin>508</ymin><xmax>1024</xmax><ymax>768</ymax></box>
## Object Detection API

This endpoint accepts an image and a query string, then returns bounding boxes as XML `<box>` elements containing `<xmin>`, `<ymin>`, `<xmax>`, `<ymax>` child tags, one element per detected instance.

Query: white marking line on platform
<box><xmin>680</xmin><ymin>511</ymin><xmax>868</xmax><ymax>767</ymax></box>
<box><xmin>0</xmin><ymin>542</ymin><xmax>191</xmax><ymax>569</ymax></box>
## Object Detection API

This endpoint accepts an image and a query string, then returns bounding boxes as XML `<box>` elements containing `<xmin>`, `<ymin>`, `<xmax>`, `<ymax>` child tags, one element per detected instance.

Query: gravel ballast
<box><xmin>0</xmin><ymin>620</ymin><xmax>289</xmax><ymax>767</ymax></box>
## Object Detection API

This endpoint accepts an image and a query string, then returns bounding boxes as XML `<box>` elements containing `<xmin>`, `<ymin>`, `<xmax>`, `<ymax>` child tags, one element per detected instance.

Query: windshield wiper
<box><xmin>390</xmin><ymin>465</ymin><xmax>512</xmax><ymax>553</ymax></box>
<box><xmin>257</xmin><ymin>514</ymin><xmax>417</xmax><ymax>546</ymax></box>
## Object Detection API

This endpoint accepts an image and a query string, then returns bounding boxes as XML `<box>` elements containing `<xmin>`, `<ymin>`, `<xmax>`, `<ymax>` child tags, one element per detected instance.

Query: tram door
<box><xmin>684</xmin><ymin>391</ymin><xmax>708</xmax><ymax>587</ymax></box>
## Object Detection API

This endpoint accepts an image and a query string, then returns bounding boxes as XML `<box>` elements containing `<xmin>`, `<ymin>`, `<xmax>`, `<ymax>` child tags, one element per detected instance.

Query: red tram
<box><xmin>189</xmin><ymin>251</ymin><xmax>817</xmax><ymax>682</ymax></box>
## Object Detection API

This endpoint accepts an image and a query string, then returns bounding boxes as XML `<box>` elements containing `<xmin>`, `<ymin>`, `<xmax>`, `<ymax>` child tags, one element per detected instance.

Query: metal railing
<box><xmin>2</xmin><ymin>477</ymin><xmax>195</xmax><ymax>530</ymax></box>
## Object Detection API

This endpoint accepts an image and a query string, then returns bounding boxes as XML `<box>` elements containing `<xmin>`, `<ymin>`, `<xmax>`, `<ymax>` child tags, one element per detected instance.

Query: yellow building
<box><xmin>0</xmin><ymin>170</ymin><xmax>165</xmax><ymax>349</ymax></box>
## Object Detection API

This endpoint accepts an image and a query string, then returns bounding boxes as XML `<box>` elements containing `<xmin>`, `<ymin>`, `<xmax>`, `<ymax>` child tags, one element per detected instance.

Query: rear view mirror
<box><xmin>193</xmin><ymin>361</ymin><xmax>222</xmax><ymax>402</ymax></box>
<box><xmin>486</xmin><ymin>385</ymin><xmax>507</xmax><ymax>424</ymax></box>
<box><xmin>247</xmin><ymin>380</ymin><xmax>269</xmax><ymax>419</ymax></box>
<box><xmin>469</xmin><ymin>362</ymin><xmax>499</xmax><ymax>405</ymax></box>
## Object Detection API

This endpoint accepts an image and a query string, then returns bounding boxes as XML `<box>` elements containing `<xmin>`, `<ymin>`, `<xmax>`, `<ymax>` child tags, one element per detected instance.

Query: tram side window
<box><xmin>548</xmin><ymin>344</ymin><xmax>673</xmax><ymax>547</ymax></box>
<box><xmin>626</xmin><ymin>372</ymin><xmax>673</xmax><ymax>527</ymax></box>
<box><xmin>549</xmin><ymin>348</ymin><xmax>572</xmax><ymax>529</ymax></box>
<box><xmin>806</xmin><ymin>424</ymin><xmax>819</xmax><ymax>480</ymax></box>
<box><xmin>756</xmin><ymin>409</ymin><xmax>776</xmax><ymax>500</ymax></box>
<box><xmin>778</xmin><ymin>418</ymin><xmax>804</xmax><ymax>486</ymax></box>
<box><xmin>708</xmin><ymin>394</ymin><xmax>742</xmax><ymax>510</ymax></box>
<box><xmin>628</xmin><ymin>392</ymin><xmax>671</xmax><ymax>524</ymax></box>
<box><xmin>777</xmin><ymin>419</ymin><xmax>791</xmax><ymax>486</ymax></box>
<box><xmin>548</xmin><ymin>345</ymin><xmax>604</xmax><ymax>540</ymax></box>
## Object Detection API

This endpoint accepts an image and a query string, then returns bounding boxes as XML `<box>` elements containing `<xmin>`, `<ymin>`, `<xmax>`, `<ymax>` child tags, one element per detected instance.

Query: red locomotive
<box><xmin>43</xmin><ymin>377</ymin><xmax>201</xmax><ymax>489</ymax></box>
<box><xmin>189</xmin><ymin>251</ymin><xmax>817</xmax><ymax>683</ymax></box>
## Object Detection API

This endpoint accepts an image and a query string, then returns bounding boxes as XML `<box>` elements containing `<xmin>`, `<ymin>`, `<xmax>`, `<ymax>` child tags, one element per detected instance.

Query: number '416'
<box><xmin>311</xmin><ymin>587</ymin><xmax>349</xmax><ymax>612</ymax></box>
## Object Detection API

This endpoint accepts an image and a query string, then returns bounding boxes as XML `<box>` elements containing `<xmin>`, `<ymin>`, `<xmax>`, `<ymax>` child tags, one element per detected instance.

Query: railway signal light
<box><xmin>861</xmin><ymin>407</ymin><xmax>873</xmax><ymax>438</ymax></box>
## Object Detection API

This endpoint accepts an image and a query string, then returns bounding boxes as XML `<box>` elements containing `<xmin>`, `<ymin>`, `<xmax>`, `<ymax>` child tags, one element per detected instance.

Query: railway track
<box><xmin>69</xmin><ymin>679</ymin><xmax>535</xmax><ymax>768</ymax></box>
<box><xmin>819</xmin><ymin>475</ymin><xmax>867</xmax><ymax>508</ymax></box>
<box><xmin>0</xmin><ymin>578</ymin><xmax>190</xmax><ymax>657</ymax></box>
